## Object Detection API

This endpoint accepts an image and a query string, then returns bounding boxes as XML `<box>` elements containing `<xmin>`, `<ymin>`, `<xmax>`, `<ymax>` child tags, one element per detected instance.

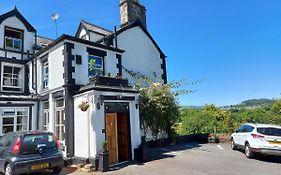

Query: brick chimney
<box><xmin>120</xmin><ymin>0</ymin><xmax>146</xmax><ymax>28</ymax></box>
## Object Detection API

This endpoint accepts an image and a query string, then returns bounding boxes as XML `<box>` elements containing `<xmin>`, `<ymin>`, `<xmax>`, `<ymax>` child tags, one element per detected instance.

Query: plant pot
<box><xmin>134</xmin><ymin>144</ymin><xmax>148</xmax><ymax>162</ymax></box>
<box><xmin>98</xmin><ymin>151</ymin><xmax>109</xmax><ymax>172</ymax></box>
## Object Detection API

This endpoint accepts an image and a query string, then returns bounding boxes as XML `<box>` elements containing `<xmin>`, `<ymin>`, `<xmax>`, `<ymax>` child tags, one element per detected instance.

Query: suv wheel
<box><xmin>5</xmin><ymin>164</ymin><xmax>14</xmax><ymax>175</ymax></box>
<box><xmin>245</xmin><ymin>143</ymin><xmax>254</xmax><ymax>158</ymax></box>
<box><xmin>231</xmin><ymin>139</ymin><xmax>237</xmax><ymax>150</ymax></box>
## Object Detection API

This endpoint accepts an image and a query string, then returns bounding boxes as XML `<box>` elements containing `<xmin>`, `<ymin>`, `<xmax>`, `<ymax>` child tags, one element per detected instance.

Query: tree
<box><xmin>140</xmin><ymin>83</ymin><xmax>180</xmax><ymax>141</ymax></box>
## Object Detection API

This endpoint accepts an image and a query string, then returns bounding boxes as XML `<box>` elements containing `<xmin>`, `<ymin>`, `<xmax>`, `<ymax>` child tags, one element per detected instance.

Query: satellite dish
<box><xmin>51</xmin><ymin>13</ymin><xmax>59</xmax><ymax>20</ymax></box>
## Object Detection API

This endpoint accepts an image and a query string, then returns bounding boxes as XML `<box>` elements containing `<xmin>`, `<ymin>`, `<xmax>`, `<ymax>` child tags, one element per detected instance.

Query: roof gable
<box><xmin>75</xmin><ymin>20</ymin><xmax>112</xmax><ymax>38</ymax></box>
<box><xmin>100</xmin><ymin>21</ymin><xmax>166</xmax><ymax>58</ymax></box>
<box><xmin>0</xmin><ymin>7</ymin><xmax>36</xmax><ymax>33</ymax></box>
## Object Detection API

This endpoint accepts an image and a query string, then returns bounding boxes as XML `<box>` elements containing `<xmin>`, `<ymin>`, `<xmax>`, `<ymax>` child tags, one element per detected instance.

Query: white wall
<box><xmin>37</xmin><ymin>43</ymin><xmax>65</xmax><ymax>92</ymax></box>
<box><xmin>117</xmin><ymin>26</ymin><xmax>164</xmax><ymax>85</ymax></box>
<box><xmin>74</xmin><ymin>90</ymin><xmax>141</xmax><ymax>159</ymax></box>
<box><xmin>72</xmin><ymin>42</ymin><xmax>119</xmax><ymax>85</ymax></box>
<box><xmin>0</xmin><ymin>16</ymin><xmax>35</xmax><ymax>59</ymax></box>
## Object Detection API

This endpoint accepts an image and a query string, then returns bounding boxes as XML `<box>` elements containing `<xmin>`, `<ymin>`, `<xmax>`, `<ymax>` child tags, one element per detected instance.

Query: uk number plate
<box><xmin>31</xmin><ymin>163</ymin><xmax>49</xmax><ymax>170</ymax></box>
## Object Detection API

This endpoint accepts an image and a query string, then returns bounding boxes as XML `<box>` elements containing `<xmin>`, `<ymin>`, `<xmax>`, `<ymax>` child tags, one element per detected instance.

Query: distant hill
<box><xmin>221</xmin><ymin>98</ymin><xmax>277</xmax><ymax>109</ymax></box>
<box><xmin>241</xmin><ymin>98</ymin><xmax>275</xmax><ymax>107</ymax></box>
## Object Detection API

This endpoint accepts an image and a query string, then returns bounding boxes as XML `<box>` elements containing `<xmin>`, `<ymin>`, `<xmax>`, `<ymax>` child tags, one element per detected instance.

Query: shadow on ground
<box><xmin>237</xmin><ymin>149</ymin><xmax>281</xmax><ymax>164</ymax></box>
<box><xmin>107</xmin><ymin>141</ymin><xmax>202</xmax><ymax>172</ymax></box>
<box><xmin>25</xmin><ymin>166</ymin><xmax>77</xmax><ymax>175</ymax></box>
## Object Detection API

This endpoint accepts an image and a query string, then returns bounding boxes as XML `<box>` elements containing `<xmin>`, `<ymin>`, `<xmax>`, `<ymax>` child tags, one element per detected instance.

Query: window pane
<box><xmin>3</xmin><ymin>126</ymin><xmax>13</xmax><ymax>134</ymax></box>
<box><xmin>3</xmin><ymin>118</ymin><xmax>14</xmax><ymax>125</ymax></box>
<box><xmin>5</xmin><ymin>38</ymin><xmax>13</xmax><ymax>48</ymax></box>
<box><xmin>14</xmin><ymin>40</ymin><xmax>21</xmax><ymax>49</ymax></box>
<box><xmin>56</xmin><ymin>99</ymin><xmax>64</xmax><ymax>107</ymax></box>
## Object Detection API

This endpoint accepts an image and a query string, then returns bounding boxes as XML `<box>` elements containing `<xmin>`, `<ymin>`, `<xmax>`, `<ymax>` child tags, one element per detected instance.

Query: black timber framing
<box><xmin>116</xmin><ymin>54</ymin><xmax>122</xmax><ymax>76</ymax></box>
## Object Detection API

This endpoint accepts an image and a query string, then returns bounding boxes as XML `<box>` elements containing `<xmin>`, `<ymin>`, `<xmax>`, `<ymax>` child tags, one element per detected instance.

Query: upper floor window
<box><xmin>4</xmin><ymin>27</ymin><xmax>23</xmax><ymax>51</ymax></box>
<box><xmin>88</xmin><ymin>55</ymin><xmax>103</xmax><ymax>77</ymax></box>
<box><xmin>1</xmin><ymin>64</ymin><xmax>24</xmax><ymax>93</ymax></box>
<box><xmin>42</xmin><ymin>62</ymin><xmax>49</xmax><ymax>89</ymax></box>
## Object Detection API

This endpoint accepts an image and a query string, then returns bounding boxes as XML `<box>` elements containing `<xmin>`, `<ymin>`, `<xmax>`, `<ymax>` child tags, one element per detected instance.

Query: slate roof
<box><xmin>76</xmin><ymin>20</ymin><xmax>113</xmax><ymax>37</ymax></box>
<box><xmin>37</xmin><ymin>35</ymin><xmax>54</xmax><ymax>48</ymax></box>
<box><xmin>0</xmin><ymin>6</ymin><xmax>36</xmax><ymax>32</ymax></box>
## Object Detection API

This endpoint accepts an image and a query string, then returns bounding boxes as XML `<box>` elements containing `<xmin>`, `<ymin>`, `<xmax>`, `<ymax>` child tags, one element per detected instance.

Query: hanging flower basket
<box><xmin>78</xmin><ymin>101</ymin><xmax>90</xmax><ymax>112</ymax></box>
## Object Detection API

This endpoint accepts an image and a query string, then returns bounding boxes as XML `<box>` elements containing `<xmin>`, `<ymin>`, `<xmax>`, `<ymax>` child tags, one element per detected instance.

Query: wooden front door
<box><xmin>117</xmin><ymin>113</ymin><xmax>129</xmax><ymax>161</ymax></box>
<box><xmin>106</xmin><ymin>113</ymin><xmax>118</xmax><ymax>164</ymax></box>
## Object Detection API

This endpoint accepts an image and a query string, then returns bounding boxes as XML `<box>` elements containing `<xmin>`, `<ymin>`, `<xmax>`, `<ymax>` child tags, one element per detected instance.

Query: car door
<box><xmin>239</xmin><ymin>125</ymin><xmax>251</xmax><ymax>146</ymax></box>
<box><xmin>233</xmin><ymin>125</ymin><xmax>244</xmax><ymax>146</ymax></box>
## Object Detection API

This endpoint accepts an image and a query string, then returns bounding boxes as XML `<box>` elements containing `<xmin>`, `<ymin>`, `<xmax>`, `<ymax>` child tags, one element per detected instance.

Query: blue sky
<box><xmin>2</xmin><ymin>0</ymin><xmax>281</xmax><ymax>106</ymax></box>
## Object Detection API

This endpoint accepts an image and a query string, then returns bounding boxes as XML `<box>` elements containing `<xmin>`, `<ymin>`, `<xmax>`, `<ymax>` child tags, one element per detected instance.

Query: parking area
<box><xmin>39</xmin><ymin>142</ymin><xmax>281</xmax><ymax>175</ymax></box>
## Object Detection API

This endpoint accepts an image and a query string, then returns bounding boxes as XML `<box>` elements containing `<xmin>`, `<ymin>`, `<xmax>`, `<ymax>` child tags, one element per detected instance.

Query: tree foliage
<box><xmin>178</xmin><ymin>100</ymin><xmax>281</xmax><ymax>135</ymax></box>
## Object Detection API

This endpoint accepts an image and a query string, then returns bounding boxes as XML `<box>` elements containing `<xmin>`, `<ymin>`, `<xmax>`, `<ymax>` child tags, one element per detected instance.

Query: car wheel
<box><xmin>53</xmin><ymin>167</ymin><xmax>63</xmax><ymax>174</ymax></box>
<box><xmin>245</xmin><ymin>143</ymin><xmax>254</xmax><ymax>158</ymax></box>
<box><xmin>231</xmin><ymin>139</ymin><xmax>237</xmax><ymax>150</ymax></box>
<box><xmin>5</xmin><ymin>164</ymin><xmax>14</xmax><ymax>175</ymax></box>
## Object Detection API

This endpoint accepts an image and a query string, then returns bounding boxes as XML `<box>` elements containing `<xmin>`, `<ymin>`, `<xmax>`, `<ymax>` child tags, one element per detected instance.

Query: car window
<box><xmin>243</xmin><ymin>125</ymin><xmax>254</xmax><ymax>133</ymax></box>
<box><xmin>20</xmin><ymin>133</ymin><xmax>56</xmax><ymax>155</ymax></box>
<box><xmin>236</xmin><ymin>125</ymin><xmax>244</xmax><ymax>133</ymax></box>
<box><xmin>0</xmin><ymin>133</ymin><xmax>14</xmax><ymax>147</ymax></box>
<box><xmin>257</xmin><ymin>127</ymin><xmax>281</xmax><ymax>136</ymax></box>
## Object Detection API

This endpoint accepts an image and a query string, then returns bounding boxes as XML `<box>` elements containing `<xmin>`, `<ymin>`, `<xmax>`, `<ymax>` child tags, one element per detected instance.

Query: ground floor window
<box><xmin>42</xmin><ymin>101</ymin><xmax>49</xmax><ymax>130</ymax></box>
<box><xmin>55</xmin><ymin>98</ymin><xmax>65</xmax><ymax>144</ymax></box>
<box><xmin>1</xmin><ymin>107</ymin><xmax>29</xmax><ymax>135</ymax></box>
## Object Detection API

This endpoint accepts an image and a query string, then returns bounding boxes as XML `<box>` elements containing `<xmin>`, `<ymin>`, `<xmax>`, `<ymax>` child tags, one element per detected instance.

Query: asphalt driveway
<box><xmin>36</xmin><ymin>142</ymin><xmax>281</xmax><ymax>175</ymax></box>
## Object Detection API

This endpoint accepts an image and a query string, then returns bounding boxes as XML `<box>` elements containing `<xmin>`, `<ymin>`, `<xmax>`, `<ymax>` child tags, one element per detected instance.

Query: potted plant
<box><xmin>98</xmin><ymin>141</ymin><xmax>109</xmax><ymax>172</ymax></box>
<box><xmin>78</xmin><ymin>101</ymin><xmax>89</xmax><ymax>112</ymax></box>
<box><xmin>134</xmin><ymin>136</ymin><xmax>148</xmax><ymax>162</ymax></box>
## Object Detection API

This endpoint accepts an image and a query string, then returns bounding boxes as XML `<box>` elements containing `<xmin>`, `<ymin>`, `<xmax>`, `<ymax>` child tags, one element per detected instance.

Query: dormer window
<box><xmin>4</xmin><ymin>27</ymin><xmax>23</xmax><ymax>51</ymax></box>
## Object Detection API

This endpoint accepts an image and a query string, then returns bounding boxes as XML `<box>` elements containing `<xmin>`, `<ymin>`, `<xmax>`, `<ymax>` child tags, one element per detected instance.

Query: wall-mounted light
<box><xmin>135</xmin><ymin>98</ymin><xmax>140</xmax><ymax>109</ymax></box>
<box><xmin>96</xmin><ymin>95</ymin><xmax>104</xmax><ymax>110</ymax></box>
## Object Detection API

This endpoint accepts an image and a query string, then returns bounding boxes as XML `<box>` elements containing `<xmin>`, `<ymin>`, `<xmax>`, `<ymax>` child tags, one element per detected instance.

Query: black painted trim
<box><xmin>0</xmin><ymin>7</ymin><xmax>36</xmax><ymax>32</ymax></box>
<box><xmin>116</xmin><ymin>54</ymin><xmax>122</xmax><ymax>76</ymax></box>
<box><xmin>161</xmin><ymin>57</ymin><xmax>167</xmax><ymax>84</ymax></box>
<box><xmin>0</xmin><ymin>97</ymin><xmax>37</xmax><ymax>101</ymax></box>
<box><xmin>24</xmin><ymin>65</ymin><xmax>30</xmax><ymax>95</ymax></box>
<box><xmin>36</xmin><ymin>34</ymin><xmax>124</xmax><ymax>57</ymax></box>
<box><xmin>0</xmin><ymin>48</ymin><xmax>29</xmax><ymax>56</ymax></box>
<box><xmin>0</xmin><ymin>56</ymin><xmax>27</xmax><ymax>64</ymax></box>
<box><xmin>87</xmin><ymin>47</ymin><xmax>107</xmax><ymax>57</ymax></box>
<box><xmin>39</xmin><ymin>94</ymin><xmax>49</xmax><ymax>101</ymax></box>
<box><xmin>0</xmin><ymin>103</ymin><xmax>34</xmax><ymax>107</ymax></box>
<box><xmin>75</xmin><ymin>55</ymin><xmax>82</xmax><ymax>65</ymax></box>
<box><xmin>29</xmin><ymin>106</ymin><xmax>32</xmax><ymax>130</ymax></box>
<box><xmin>76</xmin><ymin>86</ymin><xmax>139</xmax><ymax>95</ymax></box>
<box><xmin>102</xmin><ymin>95</ymin><xmax>135</xmax><ymax>101</ymax></box>
<box><xmin>52</xmin><ymin>90</ymin><xmax>64</xmax><ymax>98</ymax></box>
<box><xmin>63</xmin><ymin>42</ymin><xmax>75</xmax><ymax>86</ymax></box>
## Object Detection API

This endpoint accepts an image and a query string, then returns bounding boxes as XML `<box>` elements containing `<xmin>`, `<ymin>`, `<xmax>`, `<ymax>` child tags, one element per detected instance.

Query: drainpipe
<box><xmin>87</xmin><ymin>94</ymin><xmax>91</xmax><ymax>160</ymax></box>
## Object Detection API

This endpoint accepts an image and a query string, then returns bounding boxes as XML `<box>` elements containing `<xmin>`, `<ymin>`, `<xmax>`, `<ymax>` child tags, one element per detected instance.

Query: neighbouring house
<box><xmin>0</xmin><ymin>0</ymin><xmax>167</xmax><ymax>165</ymax></box>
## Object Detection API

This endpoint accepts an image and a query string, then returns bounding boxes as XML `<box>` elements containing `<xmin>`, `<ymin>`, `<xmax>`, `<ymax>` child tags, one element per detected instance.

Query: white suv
<box><xmin>231</xmin><ymin>123</ymin><xmax>281</xmax><ymax>158</ymax></box>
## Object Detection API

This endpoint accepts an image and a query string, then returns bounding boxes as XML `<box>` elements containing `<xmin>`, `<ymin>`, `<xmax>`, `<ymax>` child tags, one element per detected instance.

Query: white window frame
<box><xmin>42</xmin><ymin>61</ymin><xmax>49</xmax><ymax>89</ymax></box>
<box><xmin>88</xmin><ymin>55</ymin><xmax>103</xmax><ymax>77</ymax></box>
<box><xmin>0</xmin><ymin>107</ymin><xmax>29</xmax><ymax>135</ymax></box>
<box><xmin>4</xmin><ymin>28</ymin><xmax>23</xmax><ymax>51</ymax></box>
<box><xmin>42</xmin><ymin>101</ymin><xmax>49</xmax><ymax>131</ymax></box>
<box><xmin>55</xmin><ymin>98</ymin><xmax>65</xmax><ymax>145</ymax></box>
<box><xmin>1</xmin><ymin>63</ymin><xmax>24</xmax><ymax>93</ymax></box>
